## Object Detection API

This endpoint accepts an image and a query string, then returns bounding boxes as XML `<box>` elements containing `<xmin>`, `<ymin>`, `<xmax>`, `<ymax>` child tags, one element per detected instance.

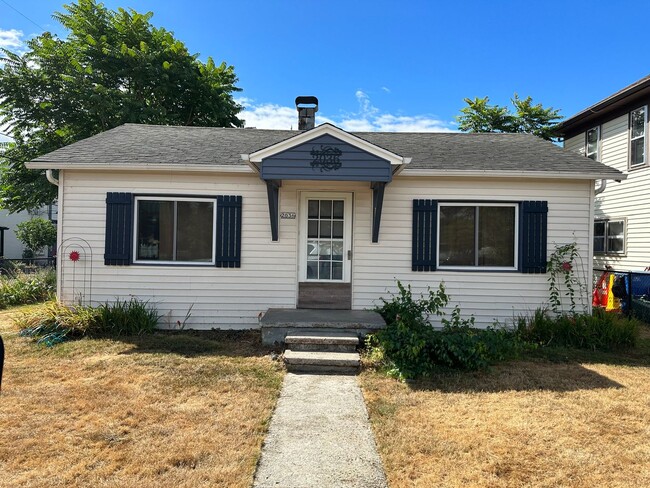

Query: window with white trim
<box><xmin>134</xmin><ymin>196</ymin><xmax>216</xmax><ymax>264</ymax></box>
<box><xmin>586</xmin><ymin>126</ymin><xmax>600</xmax><ymax>160</ymax></box>
<box><xmin>438</xmin><ymin>203</ymin><xmax>518</xmax><ymax>269</ymax></box>
<box><xmin>594</xmin><ymin>219</ymin><xmax>625</xmax><ymax>255</ymax></box>
<box><xmin>630</xmin><ymin>106</ymin><xmax>646</xmax><ymax>168</ymax></box>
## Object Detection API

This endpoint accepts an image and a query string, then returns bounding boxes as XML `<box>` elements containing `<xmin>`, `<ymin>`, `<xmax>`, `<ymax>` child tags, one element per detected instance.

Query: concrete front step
<box><xmin>284</xmin><ymin>350</ymin><xmax>360</xmax><ymax>375</ymax></box>
<box><xmin>285</xmin><ymin>334</ymin><xmax>359</xmax><ymax>353</ymax></box>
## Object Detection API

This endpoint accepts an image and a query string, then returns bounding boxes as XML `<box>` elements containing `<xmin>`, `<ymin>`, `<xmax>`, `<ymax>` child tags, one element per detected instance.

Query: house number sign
<box><xmin>280</xmin><ymin>212</ymin><xmax>296</xmax><ymax>219</ymax></box>
<box><xmin>310</xmin><ymin>145</ymin><xmax>342</xmax><ymax>172</ymax></box>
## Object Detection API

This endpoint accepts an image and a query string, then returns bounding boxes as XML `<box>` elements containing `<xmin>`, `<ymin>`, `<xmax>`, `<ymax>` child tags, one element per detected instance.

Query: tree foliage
<box><xmin>0</xmin><ymin>0</ymin><xmax>243</xmax><ymax>212</ymax></box>
<box><xmin>15</xmin><ymin>217</ymin><xmax>57</xmax><ymax>255</ymax></box>
<box><xmin>457</xmin><ymin>94</ymin><xmax>562</xmax><ymax>141</ymax></box>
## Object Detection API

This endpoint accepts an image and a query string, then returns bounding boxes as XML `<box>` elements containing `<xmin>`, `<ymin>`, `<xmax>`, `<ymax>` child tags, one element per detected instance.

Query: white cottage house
<box><xmin>27</xmin><ymin>98</ymin><xmax>622</xmax><ymax>332</ymax></box>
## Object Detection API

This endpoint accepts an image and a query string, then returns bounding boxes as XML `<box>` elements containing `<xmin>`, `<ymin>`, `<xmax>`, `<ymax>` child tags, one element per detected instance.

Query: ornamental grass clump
<box><xmin>516</xmin><ymin>307</ymin><xmax>639</xmax><ymax>350</ymax></box>
<box><xmin>16</xmin><ymin>298</ymin><xmax>160</xmax><ymax>346</ymax></box>
<box><xmin>368</xmin><ymin>281</ymin><xmax>523</xmax><ymax>379</ymax></box>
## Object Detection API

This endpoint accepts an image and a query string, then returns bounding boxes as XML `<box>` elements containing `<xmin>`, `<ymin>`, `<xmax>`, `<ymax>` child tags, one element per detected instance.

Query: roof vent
<box><xmin>295</xmin><ymin>96</ymin><xmax>318</xmax><ymax>130</ymax></box>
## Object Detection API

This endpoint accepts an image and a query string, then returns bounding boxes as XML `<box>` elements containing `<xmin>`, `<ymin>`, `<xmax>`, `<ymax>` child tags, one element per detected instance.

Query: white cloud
<box><xmin>0</xmin><ymin>28</ymin><xmax>25</xmax><ymax>51</ymax></box>
<box><xmin>237</xmin><ymin>93</ymin><xmax>455</xmax><ymax>133</ymax></box>
<box><xmin>381</xmin><ymin>86</ymin><xmax>391</xmax><ymax>93</ymax></box>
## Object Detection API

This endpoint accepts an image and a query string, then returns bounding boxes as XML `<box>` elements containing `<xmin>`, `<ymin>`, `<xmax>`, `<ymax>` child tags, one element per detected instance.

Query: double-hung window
<box><xmin>630</xmin><ymin>106</ymin><xmax>646</xmax><ymax>168</ymax></box>
<box><xmin>594</xmin><ymin>219</ymin><xmax>625</xmax><ymax>255</ymax></box>
<box><xmin>586</xmin><ymin>126</ymin><xmax>600</xmax><ymax>160</ymax></box>
<box><xmin>134</xmin><ymin>196</ymin><xmax>216</xmax><ymax>264</ymax></box>
<box><xmin>438</xmin><ymin>203</ymin><xmax>518</xmax><ymax>270</ymax></box>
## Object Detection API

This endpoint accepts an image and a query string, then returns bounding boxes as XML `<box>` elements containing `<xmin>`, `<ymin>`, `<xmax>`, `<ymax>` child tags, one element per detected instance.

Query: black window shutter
<box><xmin>104</xmin><ymin>192</ymin><xmax>133</xmax><ymax>265</ymax></box>
<box><xmin>412</xmin><ymin>199</ymin><xmax>437</xmax><ymax>271</ymax></box>
<box><xmin>520</xmin><ymin>201</ymin><xmax>548</xmax><ymax>273</ymax></box>
<box><xmin>216</xmin><ymin>195</ymin><xmax>242</xmax><ymax>268</ymax></box>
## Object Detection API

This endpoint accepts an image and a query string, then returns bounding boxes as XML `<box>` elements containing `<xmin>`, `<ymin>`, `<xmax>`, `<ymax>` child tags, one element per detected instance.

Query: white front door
<box><xmin>299</xmin><ymin>192</ymin><xmax>353</xmax><ymax>283</ymax></box>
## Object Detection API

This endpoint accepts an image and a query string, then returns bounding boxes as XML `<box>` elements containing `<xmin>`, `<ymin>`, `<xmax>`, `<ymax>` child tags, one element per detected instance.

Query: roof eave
<box><xmin>25</xmin><ymin>161</ymin><xmax>255</xmax><ymax>173</ymax></box>
<box><xmin>398</xmin><ymin>168</ymin><xmax>627</xmax><ymax>181</ymax></box>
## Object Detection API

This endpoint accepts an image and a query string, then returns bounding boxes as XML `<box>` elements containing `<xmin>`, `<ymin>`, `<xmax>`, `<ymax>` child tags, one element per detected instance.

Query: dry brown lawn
<box><xmin>0</xmin><ymin>305</ymin><xmax>284</xmax><ymax>488</ymax></box>
<box><xmin>361</xmin><ymin>327</ymin><xmax>650</xmax><ymax>488</ymax></box>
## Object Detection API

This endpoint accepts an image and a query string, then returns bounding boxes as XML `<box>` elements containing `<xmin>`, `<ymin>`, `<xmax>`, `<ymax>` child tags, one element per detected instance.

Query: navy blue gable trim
<box><xmin>104</xmin><ymin>192</ymin><xmax>133</xmax><ymax>265</ymax></box>
<box><xmin>412</xmin><ymin>199</ymin><xmax>437</xmax><ymax>271</ymax></box>
<box><xmin>519</xmin><ymin>201</ymin><xmax>548</xmax><ymax>274</ymax></box>
<box><xmin>216</xmin><ymin>195</ymin><xmax>242</xmax><ymax>268</ymax></box>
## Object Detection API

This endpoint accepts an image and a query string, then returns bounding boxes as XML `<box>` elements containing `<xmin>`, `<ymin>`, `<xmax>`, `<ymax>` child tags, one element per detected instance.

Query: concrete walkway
<box><xmin>253</xmin><ymin>373</ymin><xmax>388</xmax><ymax>488</ymax></box>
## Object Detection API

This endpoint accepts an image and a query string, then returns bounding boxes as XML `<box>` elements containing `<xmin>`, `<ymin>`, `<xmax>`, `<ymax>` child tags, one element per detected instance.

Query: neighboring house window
<box><xmin>134</xmin><ymin>196</ymin><xmax>216</xmax><ymax>264</ymax></box>
<box><xmin>594</xmin><ymin>219</ymin><xmax>625</xmax><ymax>255</ymax></box>
<box><xmin>438</xmin><ymin>203</ymin><xmax>518</xmax><ymax>269</ymax></box>
<box><xmin>586</xmin><ymin>126</ymin><xmax>600</xmax><ymax>160</ymax></box>
<box><xmin>630</xmin><ymin>106</ymin><xmax>647</xmax><ymax>168</ymax></box>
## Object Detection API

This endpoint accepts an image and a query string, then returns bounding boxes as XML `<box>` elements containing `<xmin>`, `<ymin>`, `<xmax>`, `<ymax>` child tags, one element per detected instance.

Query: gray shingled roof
<box><xmin>29</xmin><ymin>123</ymin><xmax>622</xmax><ymax>177</ymax></box>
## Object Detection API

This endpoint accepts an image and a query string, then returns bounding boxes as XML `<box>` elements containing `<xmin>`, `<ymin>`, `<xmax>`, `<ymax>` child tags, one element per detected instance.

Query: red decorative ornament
<box><xmin>69</xmin><ymin>250</ymin><xmax>80</xmax><ymax>262</ymax></box>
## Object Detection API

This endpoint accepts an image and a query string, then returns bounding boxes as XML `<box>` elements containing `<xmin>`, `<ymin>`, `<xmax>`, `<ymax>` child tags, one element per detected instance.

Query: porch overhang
<box><xmin>242</xmin><ymin>123</ymin><xmax>410</xmax><ymax>243</ymax></box>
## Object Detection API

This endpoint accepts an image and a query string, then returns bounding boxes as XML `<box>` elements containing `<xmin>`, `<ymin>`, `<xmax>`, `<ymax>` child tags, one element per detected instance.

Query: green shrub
<box><xmin>95</xmin><ymin>298</ymin><xmax>160</xmax><ymax>336</ymax></box>
<box><xmin>16</xmin><ymin>297</ymin><xmax>160</xmax><ymax>346</ymax></box>
<box><xmin>0</xmin><ymin>268</ymin><xmax>56</xmax><ymax>309</ymax></box>
<box><xmin>369</xmin><ymin>281</ymin><xmax>523</xmax><ymax>378</ymax></box>
<box><xmin>516</xmin><ymin>307</ymin><xmax>639</xmax><ymax>350</ymax></box>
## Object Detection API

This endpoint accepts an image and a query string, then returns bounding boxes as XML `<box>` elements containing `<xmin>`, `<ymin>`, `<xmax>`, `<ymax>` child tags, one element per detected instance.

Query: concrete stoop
<box><xmin>283</xmin><ymin>334</ymin><xmax>361</xmax><ymax>374</ymax></box>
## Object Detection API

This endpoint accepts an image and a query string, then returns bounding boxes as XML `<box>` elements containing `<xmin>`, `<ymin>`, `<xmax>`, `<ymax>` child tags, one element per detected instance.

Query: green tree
<box><xmin>457</xmin><ymin>94</ymin><xmax>562</xmax><ymax>141</ymax></box>
<box><xmin>15</xmin><ymin>218</ymin><xmax>57</xmax><ymax>256</ymax></box>
<box><xmin>0</xmin><ymin>0</ymin><xmax>243</xmax><ymax>212</ymax></box>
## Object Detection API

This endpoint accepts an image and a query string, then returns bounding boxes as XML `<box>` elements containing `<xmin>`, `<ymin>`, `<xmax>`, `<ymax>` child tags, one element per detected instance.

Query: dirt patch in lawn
<box><xmin>361</xmin><ymin>327</ymin><xmax>650</xmax><ymax>488</ymax></box>
<box><xmin>0</xmin><ymin>305</ymin><xmax>284</xmax><ymax>488</ymax></box>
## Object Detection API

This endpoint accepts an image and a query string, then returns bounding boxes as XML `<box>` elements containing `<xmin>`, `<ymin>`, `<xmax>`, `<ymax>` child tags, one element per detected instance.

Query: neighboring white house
<box><xmin>26</xmin><ymin>99</ymin><xmax>622</xmax><ymax>330</ymax></box>
<box><xmin>560</xmin><ymin>75</ymin><xmax>650</xmax><ymax>271</ymax></box>
<box><xmin>0</xmin><ymin>205</ymin><xmax>57</xmax><ymax>259</ymax></box>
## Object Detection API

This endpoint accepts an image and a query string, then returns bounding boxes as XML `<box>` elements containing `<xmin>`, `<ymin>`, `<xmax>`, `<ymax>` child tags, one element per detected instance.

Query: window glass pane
<box><xmin>333</xmin><ymin>200</ymin><xmax>344</xmax><ymax>219</ymax></box>
<box><xmin>319</xmin><ymin>242</ymin><xmax>331</xmax><ymax>260</ymax></box>
<box><xmin>308</xmin><ymin>200</ymin><xmax>319</xmax><ymax>218</ymax></box>
<box><xmin>319</xmin><ymin>261</ymin><xmax>331</xmax><ymax>280</ymax></box>
<box><xmin>320</xmin><ymin>200</ymin><xmax>332</xmax><ymax>219</ymax></box>
<box><xmin>332</xmin><ymin>221</ymin><xmax>344</xmax><ymax>238</ymax></box>
<box><xmin>176</xmin><ymin>201</ymin><xmax>213</xmax><ymax>262</ymax></box>
<box><xmin>631</xmin><ymin>138</ymin><xmax>645</xmax><ymax>166</ymax></box>
<box><xmin>307</xmin><ymin>240</ymin><xmax>318</xmax><ymax>259</ymax></box>
<box><xmin>439</xmin><ymin>206</ymin><xmax>475</xmax><ymax>266</ymax></box>
<box><xmin>631</xmin><ymin>108</ymin><xmax>645</xmax><ymax>139</ymax></box>
<box><xmin>331</xmin><ymin>242</ymin><xmax>343</xmax><ymax>261</ymax></box>
<box><xmin>587</xmin><ymin>128</ymin><xmax>598</xmax><ymax>159</ymax></box>
<box><xmin>137</xmin><ymin>200</ymin><xmax>174</xmax><ymax>261</ymax></box>
<box><xmin>319</xmin><ymin>220</ymin><xmax>332</xmax><ymax>238</ymax></box>
<box><xmin>608</xmin><ymin>237</ymin><xmax>624</xmax><ymax>253</ymax></box>
<box><xmin>332</xmin><ymin>262</ymin><xmax>343</xmax><ymax>280</ymax></box>
<box><xmin>594</xmin><ymin>221</ymin><xmax>606</xmax><ymax>238</ymax></box>
<box><xmin>308</xmin><ymin>220</ymin><xmax>318</xmax><ymax>238</ymax></box>
<box><xmin>594</xmin><ymin>237</ymin><xmax>605</xmax><ymax>253</ymax></box>
<box><xmin>306</xmin><ymin>261</ymin><xmax>318</xmax><ymax>279</ymax></box>
<box><xmin>608</xmin><ymin>220</ymin><xmax>624</xmax><ymax>237</ymax></box>
<box><xmin>478</xmin><ymin>207</ymin><xmax>515</xmax><ymax>266</ymax></box>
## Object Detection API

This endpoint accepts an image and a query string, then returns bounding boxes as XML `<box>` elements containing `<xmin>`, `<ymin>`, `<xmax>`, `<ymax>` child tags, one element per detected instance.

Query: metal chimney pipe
<box><xmin>295</xmin><ymin>96</ymin><xmax>318</xmax><ymax>130</ymax></box>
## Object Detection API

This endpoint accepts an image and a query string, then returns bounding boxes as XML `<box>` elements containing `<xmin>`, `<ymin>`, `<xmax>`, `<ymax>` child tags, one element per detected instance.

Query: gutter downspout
<box><xmin>46</xmin><ymin>169</ymin><xmax>59</xmax><ymax>186</ymax></box>
<box><xmin>595</xmin><ymin>179</ymin><xmax>607</xmax><ymax>195</ymax></box>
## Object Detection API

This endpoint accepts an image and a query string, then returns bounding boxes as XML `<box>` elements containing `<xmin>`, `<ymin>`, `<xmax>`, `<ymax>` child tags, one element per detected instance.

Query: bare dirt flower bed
<box><xmin>0</xmin><ymin>305</ymin><xmax>284</xmax><ymax>488</ymax></box>
<box><xmin>361</xmin><ymin>326</ymin><xmax>650</xmax><ymax>488</ymax></box>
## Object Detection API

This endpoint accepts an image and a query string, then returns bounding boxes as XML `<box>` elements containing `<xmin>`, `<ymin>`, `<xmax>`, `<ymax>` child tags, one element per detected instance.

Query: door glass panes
<box><xmin>306</xmin><ymin>199</ymin><xmax>345</xmax><ymax>281</ymax></box>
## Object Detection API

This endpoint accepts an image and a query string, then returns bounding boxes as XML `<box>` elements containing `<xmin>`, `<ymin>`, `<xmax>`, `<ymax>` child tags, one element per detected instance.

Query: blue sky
<box><xmin>1</xmin><ymin>0</ymin><xmax>649</xmax><ymax>138</ymax></box>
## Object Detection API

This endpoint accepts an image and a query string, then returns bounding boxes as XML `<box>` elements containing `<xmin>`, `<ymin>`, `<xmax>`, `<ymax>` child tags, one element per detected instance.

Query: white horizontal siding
<box><xmin>594</xmin><ymin>115</ymin><xmax>650</xmax><ymax>270</ymax></box>
<box><xmin>352</xmin><ymin>177</ymin><xmax>593</xmax><ymax>327</ymax></box>
<box><xmin>59</xmin><ymin>171</ymin><xmax>593</xmax><ymax>329</ymax></box>
<box><xmin>564</xmin><ymin>133</ymin><xmax>585</xmax><ymax>155</ymax></box>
